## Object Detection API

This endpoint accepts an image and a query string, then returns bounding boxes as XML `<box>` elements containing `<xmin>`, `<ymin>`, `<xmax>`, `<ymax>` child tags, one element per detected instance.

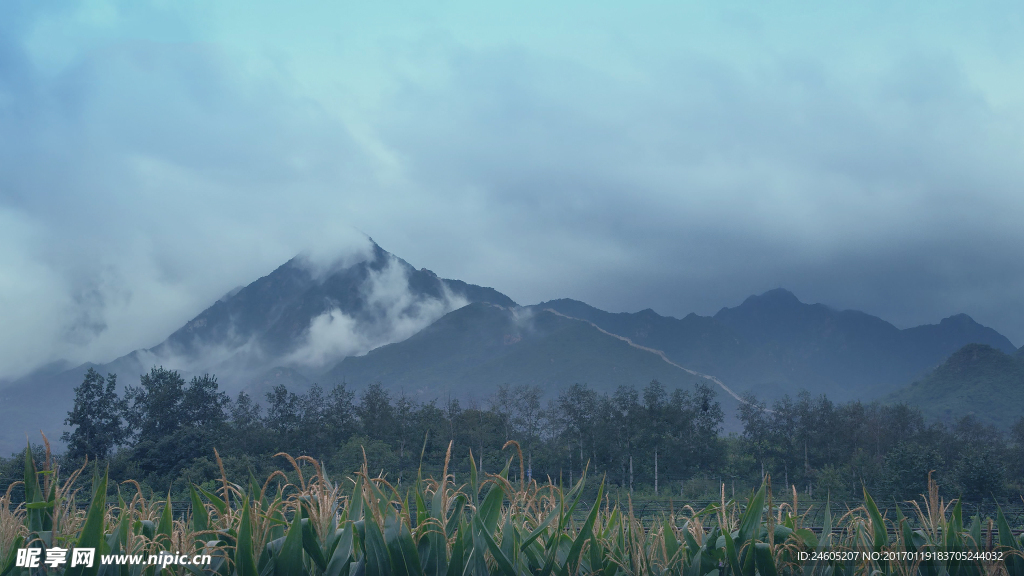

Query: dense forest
<box><xmin>2</xmin><ymin>366</ymin><xmax>1023</xmax><ymax>502</ymax></box>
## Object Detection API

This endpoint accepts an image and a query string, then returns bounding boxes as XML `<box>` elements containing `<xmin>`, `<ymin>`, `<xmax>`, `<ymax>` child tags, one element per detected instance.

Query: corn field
<box><xmin>2</xmin><ymin>441</ymin><xmax>1023</xmax><ymax>575</ymax></box>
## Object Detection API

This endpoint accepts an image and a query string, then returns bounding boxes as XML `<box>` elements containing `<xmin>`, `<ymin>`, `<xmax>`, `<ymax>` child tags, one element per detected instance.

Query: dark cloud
<box><xmin>1</xmin><ymin>2</ymin><xmax>1023</xmax><ymax>380</ymax></box>
<box><xmin>371</xmin><ymin>42</ymin><xmax>1024</xmax><ymax>345</ymax></box>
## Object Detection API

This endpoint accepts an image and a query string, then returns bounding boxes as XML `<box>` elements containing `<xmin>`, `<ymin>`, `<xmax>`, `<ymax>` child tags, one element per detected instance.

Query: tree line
<box><xmin>2</xmin><ymin>366</ymin><xmax>1023</xmax><ymax>501</ymax></box>
<box><xmin>737</xmin><ymin>391</ymin><xmax>1023</xmax><ymax>500</ymax></box>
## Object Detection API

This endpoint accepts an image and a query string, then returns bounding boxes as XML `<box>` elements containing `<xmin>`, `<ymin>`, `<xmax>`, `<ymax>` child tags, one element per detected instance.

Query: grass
<box><xmin>2</xmin><ymin>440</ymin><xmax>1023</xmax><ymax>575</ymax></box>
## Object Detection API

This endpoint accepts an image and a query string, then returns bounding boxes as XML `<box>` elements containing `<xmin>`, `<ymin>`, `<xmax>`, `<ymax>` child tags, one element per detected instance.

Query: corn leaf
<box><xmin>474</xmin><ymin>513</ymin><xmax>517</xmax><ymax>576</ymax></box>
<box><xmin>190</xmin><ymin>485</ymin><xmax>210</xmax><ymax>536</ymax></box>
<box><xmin>66</xmin><ymin>467</ymin><xmax>108</xmax><ymax>576</ymax></box>
<box><xmin>0</xmin><ymin>535</ymin><xmax>24</xmax><ymax>576</ymax></box>
<box><xmin>324</xmin><ymin>522</ymin><xmax>355</xmax><ymax>576</ymax></box>
<box><xmin>557</xmin><ymin>481</ymin><xmax>604</xmax><ymax>576</ymax></box>
<box><xmin>996</xmin><ymin>505</ymin><xmax>1024</xmax><ymax>576</ymax></box>
<box><xmin>444</xmin><ymin>522</ymin><xmax>467</xmax><ymax>576</ymax></box>
<box><xmin>301</xmin><ymin>518</ymin><xmax>328</xmax><ymax>572</ymax></box>
<box><xmin>199</xmin><ymin>486</ymin><xmax>229</xmax><ymax>517</ymax></box>
<box><xmin>384</xmin><ymin>511</ymin><xmax>423</xmax><ymax>576</ymax></box>
<box><xmin>235</xmin><ymin>497</ymin><xmax>259</xmax><ymax>576</ymax></box>
<box><xmin>754</xmin><ymin>542</ymin><xmax>779</xmax><ymax>576</ymax></box>
<box><xmin>156</xmin><ymin>495</ymin><xmax>173</xmax><ymax>550</ymax></box>
<box><xmin>737</xmin><ymin>485</ymin><xmax>765</xmax><ymax>548</ymax></box>
<box><xmin>276</xmin><ymin>508</ymin><xmax>307</xmax><ymax>576</ymax></box>
<box><xmin>362</xmin><ymin>501</ymin><xmax>393</xmax><ymax>576</ymax></box>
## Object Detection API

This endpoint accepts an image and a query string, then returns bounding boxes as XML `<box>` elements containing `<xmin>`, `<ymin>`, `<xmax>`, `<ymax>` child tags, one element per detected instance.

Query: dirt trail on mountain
<box><xmin>542</xmin><ymin>308</ymin><xmax>752</xmax><ymax>405</ymax></box>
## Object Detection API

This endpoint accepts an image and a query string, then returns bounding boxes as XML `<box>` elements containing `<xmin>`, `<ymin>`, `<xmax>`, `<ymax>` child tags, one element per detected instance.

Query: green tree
<box><xmin>664</xmin><ymin>381</ymin><xmax>723</xmax><ymax>481</ymax></box>
<box><xmin>228</xmin><ymin>391</ymin><xmax>269</xmax><ymax>454</ymax></box>
<box><xmin>325</xmin><ymin>384</ymin><xmax>358</xmax><ymax>443</ymax></box>
<box><xmin>768</xmin><ymin>395</ymin><xmax>799</xmax><ymax>489</ymax></box>
<box><xmin>62</xmin><ymin>368</ymin><xmax>124</xmax><ymax>461</ymax></box>
<box><xmin>182</xmin><ymin>374</ymin><xmax>229</xmax><ymax>429</ymax></box>
<box><xmin>1010</xmin><ymin>417</ymin><xmax>1024</xmax><ymax>481</ymax></box>
<box><xmin>122</xmin><ymin>367</ymin><xmax>229</xmax><ymax>484</ymax></box>
<box><xmin>881</xmin><ymin>442</ymin><xmax>944</xmax><ymax>500</ymax></box>
<box><xmin>490</xmin><ymin>384</ymin><xmax>517</xmax><ymax>442</ymax></box>
<box><xmin>175</xmin><ymin>374</ymin><xmax>230</xmax><ymax>458</ymax></box>
<box><xmin>297</xmin><ymin>384</ymin><xmax>329</xmax><ymax>456</ymax></box>
<box><xmin>123</xmin><ymin>366</ymin><xmax>188</xmax><ymax>445</ymax></box>
<box><xmin>358</xmin><ymin>382</ymin><xmax>396</xmax><ymax>443</ymax></box>
<box><xmin>392</xmin><ymin>392</ymin><xmax>416</xmax><ymax>473</ymax></box>
<box><xmin>739</xmin><ymin>393</ymin><xmax>771</xmax><ymax>479</ymax></box>
<box><xmin>230</xmin><ymin>391</ymin><xmax>262</xmax><ymax>431</ymax></box>
<box><xmin>264</xmin><ymin>384</ymin><xmax>302</xmax><ymax>447</ymax></box>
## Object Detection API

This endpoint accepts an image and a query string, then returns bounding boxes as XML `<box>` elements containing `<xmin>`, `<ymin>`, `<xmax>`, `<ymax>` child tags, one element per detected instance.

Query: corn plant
<box><xmin>3</xmin><ymin>441</ymin><xmax>1023</xmax><ymax>575</ymax></box>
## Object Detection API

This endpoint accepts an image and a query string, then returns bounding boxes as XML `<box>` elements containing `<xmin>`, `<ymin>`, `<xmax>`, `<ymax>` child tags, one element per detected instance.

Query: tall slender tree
<box><xmin>63</xmin><ymin>368</ymin><xmax>124</xmax><ymax>461</ymax></box>
<box><xmin>613</xmin><ymin>385</ymin><xmax>642</xmax><ymax>494</ymax></box>
<box><xmin>642</xmin><ymin>379</ymin><xmax>668</xmax><ymax>495</ymax></box>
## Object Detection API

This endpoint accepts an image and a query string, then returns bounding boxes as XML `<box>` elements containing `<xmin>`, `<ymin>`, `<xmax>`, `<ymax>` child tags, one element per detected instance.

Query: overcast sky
<box><xmin>2</xmin><ymin>1</ymin><xmax>1023</xmax><ymax>380</ymax></box>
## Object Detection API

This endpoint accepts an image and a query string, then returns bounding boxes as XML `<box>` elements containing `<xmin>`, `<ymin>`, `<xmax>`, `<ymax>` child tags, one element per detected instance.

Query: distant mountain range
<box><xmin>538</xmin><ymin>290</ymin><xmax>1015</xmax><ymax>401</ymax></box>
<box><xmin>0</xmin><ymin>240</ymin><xmax>1019</xmax><ymax>455</ymax></box>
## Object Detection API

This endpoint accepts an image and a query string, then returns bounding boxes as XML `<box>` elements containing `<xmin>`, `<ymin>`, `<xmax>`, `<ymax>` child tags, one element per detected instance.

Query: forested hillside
<box><xmin>888</xmin><ymin>343</ymin><xmax>1024</xmax><ymax>428</ymax></box>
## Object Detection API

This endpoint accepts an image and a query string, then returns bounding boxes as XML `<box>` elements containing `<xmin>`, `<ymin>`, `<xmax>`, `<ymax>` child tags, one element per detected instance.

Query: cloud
<box><xmin>2</xmin><ymin>1</ymin><xmax>1024</xmax><ymax>382</ymax></box>
<box><xmin>284</xmin><ymin>309</ymin><xmax>363</xmax><ymax>369</ymax></box>
<box><xmin>363</xmin><ymin>24</ymin><xmax>1024</xmax><ymax>343</ymax></box>
<box><xmin>285</xmin><ymin>255</ymin><xmax>469</xmax><ymax>368</ymax></box>
<box><xmin>0</xmin><ymin>3</ymin><xmax>379</xmax><ymax>378</ymax></box>
<box><xmin>293</xmin><ymin>236</ymin><xmax>376</xmax><ymax>282</ymax></box>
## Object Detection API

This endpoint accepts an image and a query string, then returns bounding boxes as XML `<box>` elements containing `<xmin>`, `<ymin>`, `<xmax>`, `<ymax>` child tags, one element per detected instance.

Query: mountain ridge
<box><xmin>1</xmin><ymin>246</ymin><xmax>1019</xmax><ymax>455</ymax></box>
<box><xmin>539</xmin><ymin>289</ymin><xmax>1015</xmax><ymax>401</ymax></box>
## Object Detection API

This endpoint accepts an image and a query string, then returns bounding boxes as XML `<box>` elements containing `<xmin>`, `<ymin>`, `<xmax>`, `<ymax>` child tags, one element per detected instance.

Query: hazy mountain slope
<box><xmin>0</xmin><ymin>350</ymin><xmax>150</xmax><ymax>455</ymax></box>
<box><xmin>534</xmin><ymin>299</ymin><xmax>749</xmax><ymax>373</ymax></box>
<box><xmin>241</xmin><ymin>366</ymin><xmax>313</xmax><ymax>404</ymax></box>
<box><xmin>324</xmin><ymin>303</ymin><xmax>741</xmax><ymax>424</ymax></box>
<box><xmin>542</xmin><ymin>289</ymin><xmax>1017</xmax><ymax>402</ymax></box>
<box><xmin>713</xmin><ymin>289</ymin><xmax>1016</xmax><ymax>399</ymax></box>
<box><xmin>900</xmin><ymin>313</ymin><xmax>1016</xmax><ymax>360</ymax></box>
<box><xmin>324</xmin><ymin>302</ymin><xmax>520</xmax><ymax>394</ymax></box>
<box><xmin>886</xmin><ymin>344</ymin><xmax>1024</xmax><ymax>428</ymax></box>
<box><xmin>0</xmin><ymin>365</ymin><xmax>88</xmax><ymax>453</ymax></box>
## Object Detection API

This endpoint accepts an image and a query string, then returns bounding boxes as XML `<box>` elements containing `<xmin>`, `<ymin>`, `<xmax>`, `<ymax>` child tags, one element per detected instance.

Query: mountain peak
<box><xmin>714</xmin><ymin>288</ymin><xmax>803</xmax><ymax>318</ymax></box>
<box><xmin>938</xmin><ymin>313</ymin><xmax>978</xmax><ymax>327</ymax></box>
<box><xmin>905</xmin><ymin>313</ymin><xmax>1017</xmax><ymax>354</ymax></box>
<box><xmin>755</xmin><ymin>288</ymin><xmax>801</xmax><ymax>304</ymax></box>
<box><xmin>147</xmin><ymin>241</ymin><xmax>517</xmax><ymax>377</ymax></box>
<box><xmin>721</xmin><ymin>288</ymin><xmax>802</xmax><ymax>312</ymax></box>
